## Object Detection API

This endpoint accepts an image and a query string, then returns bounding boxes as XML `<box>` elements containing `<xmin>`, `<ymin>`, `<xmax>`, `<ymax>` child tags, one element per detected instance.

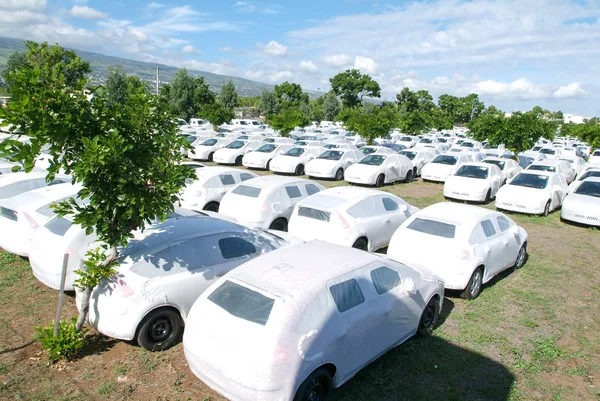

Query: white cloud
<box><xmin>0</xmin><ymin>0</ymin><xmax>46</xmax><ymax>11</ymax></box>
<box><xmin>270</xmin><ymin>70</ymin><xmax>292</xmax><ymax>82</ymax></box>
<box><xmin>553</xmin><ymin>83</ymin><xmax>587</xmax><ymax>99</ymax></box>
<box><xmin>234</xmin><ymin>1</ymin><xmax>282</xmax><ymax>14</ymax></box>
<box><xmin>324</xmin><ymin>54</ymin><xmax>352</xmax><ymax>67</ymax></box>
<box><xmin>181</xmin><ymin>45</ymin><xmax>201</xmax><ymax>54</ymax></box>
<box><xmin>299</xmin><ymin>60</ymin><xmax>319</xmax><ymax>74</ymax></box>
<box><xmin>148</xmin><ymin>2</ymin><xmax>164</xmax><ymax>9</ymax></box>
<box><xmin>263</xmin><ymin>40</ymin><xmax>288</xmax><ymax>56</ymax></box>
<box><xmin>234</xmin><ymin>1</ymin><xmax>257</xmax><ymax>13</ymax></box>
<box><xmin>219</xmin><ymin>46</ymin><xmax>233</xmax><ymax>52</ymax></box>
<box><xmin>354</xmin><ymin>56</ymin><xmax>377</xmax><ymax>74</ymax></box>
<box><xmin>69</xmin><ymin>5</ymin><xmax>108</xmax><ymax>20</ymax></box>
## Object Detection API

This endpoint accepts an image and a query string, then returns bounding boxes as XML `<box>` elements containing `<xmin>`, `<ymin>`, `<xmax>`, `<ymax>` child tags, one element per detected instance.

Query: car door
<box><xmin>495</xmin><ymin>215</ymin><xmax>519</xmax><ymax>269</ymax></box>
<box><xmin>386</xmin><ymin>156</ymin><xmax>401</xmax><ymax>182</ymax></box>
<box><xmin>476</xmin><ymin>218</ymin><xmax>506</xmax><ymax>280</ymax></box>
<box><xmin>283</xmin><ymin>184</ymin><xmax>304</xmax><ymax>219</ymax></box>
<box><xmin>327</xmin><ymin>270</ymin><xmax>388</xmax><ymax>382</ymax></box>
<box><xmin>356</xmin><ymin>197</ymin><xmax>388</xmax><ymax>249</ymax></box>
<box><xmin>378</xmin><ymin>196</ymin><xmax>408</xmax><ymax>247</ymax></box>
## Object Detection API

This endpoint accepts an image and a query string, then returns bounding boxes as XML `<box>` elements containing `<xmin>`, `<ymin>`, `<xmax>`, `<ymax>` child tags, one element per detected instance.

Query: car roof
<box><xmin>195</xmin><ymin>166</ymin><xmax>247</xmax><ymax>179</ymax></box>
<box><xmin>517</xmin><ymin>170</ymin><xmax>556</xmax><ymax>177</ymax></box>
<box><xmin>483</xmin><ymin>156</ymin><xmax>510</xmax><ymax>162</ymax></box>
<box><xmin>529</xmin><ymin>160</ymin><xmax>564</xmax><ymax>166</ymax></box>
<box><xmin>227</xmin><ymin>241</ymin><xmax>381</xmax><ymax>298</ymax></box>
<box><xmin>582</xmin><ymin>177</ymin><xmax>600</xmax><ymax>183</ymax></box>
<box><xmin>238</xmin><ymin>175</ymin><xmax>312</xmax><ymax>188</ymax></box>
<box><xmin>0</xmin><ymin>182</ymin><xmax>80</xmax><ymax>211</ymax></box>
<box><xmin>0</xmin><ymin>170</ymin><xmax>48</xmax><ymax>186</ymax></box>
<box><xmin>414</xmin><ymin>202</ymin><xmax>494</xmax><ymax>225</ymax></box>
<box><xmin>297</xmin><ymin>187</ymin><xmax>385</xmax><ymax>210</ymax></box>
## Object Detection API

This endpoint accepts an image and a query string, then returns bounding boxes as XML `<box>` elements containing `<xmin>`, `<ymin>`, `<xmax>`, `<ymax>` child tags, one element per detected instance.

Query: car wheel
<box><xmin>514</xmin><ymin>243</ymin><xmax>527</xmax><ymax>269</ymax></box>
<box><xmin>352</xmin><ymin>238</ymin><xmax>368</xmax><ymax>251</ymax></box>
<box><xmin>295</xmin><ymin>164</ymin><xmax>305</xmax><ymax>175</ymax></box>
<box><xmin>461</xmin><ymin>267</ymin><xmax>483</xmax><ymax>300</ymax></box>
<box><xmin>404</xmin><ymin>169</ymin><xmax>414</xmax><ymax>183</ymax></box>
<box><xmin>335</xmin><ymin>168</ymin><xmax>344</xmax><ymax>181</ymax></box>
<box><xmin>136</xmin><ymin>308</ymin><xmax>182</xmax><ymax>351</ymax></box>
<box><xmin>417</xmin><ymin>297</ymin><xmax>439</xmax><ymax>336</ymax></box>
<box><xmin>208</xmin><ymin>152</ymin><xmax>214</xmax><ymax>162</ymax></box>
<box><xmin>266</xmin><ymin>160</ymin><xmax>271</xmax><ymax>170</ymax></box>
<box><xmin>484</xmin><ymin>189</ymin><xmax>491</xmax><ymax>203</ymax></box>
<box><xmin>293</xmin><ymin>368</ymin><xmax>332</xmax><ymax>401</ymax></box>
<box><xmin>413</xmin><ymin>166</ymin><xmax>418</xmax><ymax>177</ymax></box>
<box><xmin>235</xmin><ymin>156</ymin><xmax>243</xmax><ymax>166</ymax></box>
<box><xmin>203</xmin><ymin>202</ymin><xmax>219</xmax><ymax>212</ymax></box>
<box><xmin>375</xmin><ymin>174</ymin><xmax>385</xmax><ymax>187</ymax></box>
<box><xmin>269</xmin><ymin>218</ymin><xmax>288</xmax><ymax>232</ymax></box>
<box><xmin>542</xmin><ymin>200</ymin><xmax>551</xmax><ymax>217</ymax></box>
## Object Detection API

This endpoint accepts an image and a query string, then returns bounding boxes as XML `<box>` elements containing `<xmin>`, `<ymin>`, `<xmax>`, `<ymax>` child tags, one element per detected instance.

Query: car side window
<box><xmin>329</xmin><ymin>279</ymin><xmax>365</xmax><ymax>313</ymax></box>
<box><xmin>220</xmin><ymin>174</ymin><xmax>235</xmax><ymax>185</ymax></box>
<box><xmin>285</xmin><ymin>185</ymin><xmax>302</xmax><ymax>199</ymax></box>
<box><xmin>480</xmin><ymin>219</ymin><xmax>497</xmax><ymax>238</ymax></box>
<box><xmin>240</xmin><ymin>173</ymin><xmax>254</xmax><ymax>182</ymax></box>
<box><xmin>370</xmin><ymin>266</ymin><xmax>401</xmax><ymax>295</ymax></box>
<box><xmin>168</xmin><ymin>237</ymin><xmax>223</xmax><ymax>271</ymax></box>
<box><xmin>382</xmin><ymin>197</ymin><xmax>399</xmax><ymax>211</ymax></box>
<box><xmin>497</xmin><ymin>216</ymin><xmax>511</xmax><ymax>232</ymax></box>
<box><xmin>219</xmin><ymin>236</ymin><xmax>257</xmax><ymax>259</ymax></box>
<box><xmin>305</xmin><ymin>184</ymin><xmax>321</xmax><ymax>196</ymax></box>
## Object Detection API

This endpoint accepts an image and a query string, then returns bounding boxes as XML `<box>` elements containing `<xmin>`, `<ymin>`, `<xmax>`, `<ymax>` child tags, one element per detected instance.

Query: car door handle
<box><xmin>384</xmin><ymin>219</ymin><xmax>391</xmax><ymax>223</ymax></box>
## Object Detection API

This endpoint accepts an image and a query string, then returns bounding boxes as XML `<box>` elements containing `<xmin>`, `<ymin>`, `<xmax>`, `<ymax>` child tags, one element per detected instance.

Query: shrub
<box><xmin>35</xmin><ymin>317</ymin><xmax>88</xmax><ymax>362</ymax></box>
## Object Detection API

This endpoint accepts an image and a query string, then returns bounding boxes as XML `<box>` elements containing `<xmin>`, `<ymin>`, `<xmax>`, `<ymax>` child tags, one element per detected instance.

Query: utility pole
<box><xmin>155</xmin><ymin>66</ymin><xmax>159</xmax><ymax>96</ymax></box>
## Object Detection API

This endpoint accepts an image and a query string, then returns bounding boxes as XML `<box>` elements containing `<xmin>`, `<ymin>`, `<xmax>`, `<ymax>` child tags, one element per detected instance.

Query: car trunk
<box><xmin>289</xmin><ymin>207</ymin><xmax>347</xmax><ymax>242</ymax></box>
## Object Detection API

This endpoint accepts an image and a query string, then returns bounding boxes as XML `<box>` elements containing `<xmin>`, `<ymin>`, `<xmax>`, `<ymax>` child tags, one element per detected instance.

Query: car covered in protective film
<box><xmin>482</xmin><ymin>157</ymin><xmax>522</xmax><ymax>183</ymax></box>
<box><xmin>526</xmin><ymin>160</ymin><xmax>575</xmax><ymax>184</ymax></box>
<box><xmin>358</xmin><ymin>146</ymin><xmax>395</xmax><ymax>156</ymax></box>
<box><xmin>568</xmin><ymin>167</ymin><xmax>600</xmax><ymax>192</ymax></box>
<box><xmin>399</xmin><ymin>148</ymin><xmax>436</xmax><ymax>177</ymax></box>
<box><xmin>421</xmin><ymin>154</ymin><xmax>471</xmax><ymax>183</ymax></box>
<box><xmin>75</xmin><ymin>215</ymin><xmax>295</xmax><ymax>351</ymax></box>
<box><xmin>213</xmin><ymin>140</ymin><xmax>264</xmax><ymax>166</ymax></box>
<box><xmin>242</xmin><ymin>143</ymin><xmax>293</xmax><ymax>170</ymax></box>
<box><xmin>443</xmin><ymin>163</ymin><xmax>503</xmax><ymax>203</ymax></box>
<box><xmin>184</xmin><ymin>241</ymin><xmax>444</xmax><ymax>401</ymax></box>
<box><xmin>269</xmin><ymin>147</ymin><xmax>325</xmax><ymax>175</ymax></box>
<box><xmin>188</xmin><ymin>137</ymin><xmax>234</xmax><ymax>161</ymax></box>
<box><xmin>305</xmin><ymin>149</ymin><xmax>364</xmax><ymax>180</ymax></box>
<box><xmin>495</xmin><ymin>171</ymin><xmax>568</xmax><ymax>216</ymax></box>
<box><xmin>289</xmin><ymin>186</ymin><xmax>419</xmax><ymax>251</ymax></box>
<box><xmin>388</xmin><ymin>202</ymin><xmax>528</xmax><ymax>299</ymax></box>
<box><xmin>0</xmin><ymin>171</ymin><xmax>70</xmax><ymax>200</ymax></box>
<box><xmin>561</xmin><ymin>177</ymin><xmax>600</xmax><ymax>227</ymax></box>
<box><xmin>345</xmin><ymin>154</ymin><xmax>415</xmax><ymax>187</ymax></box>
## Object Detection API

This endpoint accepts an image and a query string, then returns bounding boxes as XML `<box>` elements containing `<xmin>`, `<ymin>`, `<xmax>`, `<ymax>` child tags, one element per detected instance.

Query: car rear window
<box><xmin>220</xmin><ymin>174</ymin><xmax>235</xmax><ymax>185</ymax></box>
<box><xmin>370</xmin><ymin>266</ymin><xmax>401</xmax><ymax>295</ymax></box>
<box><xmin>208</xmin><ymin>280</ymin><xmax>275</xmax><ymax>326</ymax></box>
<box><xmin>305</xmin><ymin>184</ymin><xmax>321</xmax><ymax>196</ymax></box>
<box><xmin>297</xmin><ymin>207</ymin><xmax>331</xmax><ymax>222</ymax></box>
<box><xmin>232</xmin><ymin>185</ymin><xmax>261</xmax><ymax>198</ymax></box>
<box><xmin>329</xmin><ymin>279</ymin><xmax>365</xmax><ymax>313</ymax></box>
<box><xmin>407</xmin><ymin>218</ymin><xmax>456</xmax><ymax>239</ymax></box>
<box><xmin>285</xmin><ymin>186</ymin><xmax>302</xmax><ymax>199</ymax></box>
<box><xmin>528</xmin><ymin>165</ymin><xmax>555</xmax><ymax>173</ymax></box>
<box><xmin>0</xmin><ymin>206</ymin><xmax>17</xmax><ymax>221</ymax></box>
<box><xmin>219</xmin><ymin>237</ymin><xmax>257</xmax><ymax>259</ymax></box>
<box><xmin>45</xmin><ymin>217</ymin><xmax>73</xmax><ymax>236</ymax></box>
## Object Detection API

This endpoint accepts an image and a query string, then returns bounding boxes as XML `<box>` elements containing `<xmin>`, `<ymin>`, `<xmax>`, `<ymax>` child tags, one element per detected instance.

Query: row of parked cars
<box><xmin>0</xmin><ymin>156</ymin><xmax>532</xmax><ymax>401</ymax></box>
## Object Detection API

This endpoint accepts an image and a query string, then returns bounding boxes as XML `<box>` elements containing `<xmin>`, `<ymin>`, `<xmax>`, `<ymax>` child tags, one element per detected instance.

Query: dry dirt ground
<box><xmin>1</xmin><ymin>167</ymin><xmax>599</xmax><ymax>401</ymax></box>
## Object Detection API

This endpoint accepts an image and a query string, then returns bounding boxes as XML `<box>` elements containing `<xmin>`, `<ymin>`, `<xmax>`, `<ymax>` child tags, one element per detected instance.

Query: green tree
<box><xmin>1</xmin><ymin>51</ymin><xmax>29</xmax><ymax>92</ymax></box>
<box><xmin>201</xmin><ymin>102</ymin><xmax>235</xmax><ymax>130</ymax></box>
<box><xmin>0</xmin><ymin>41</ymin><xmax>195</xmax><ymax>333</ymax></box>
<box><xmin>238</xmin><ymin>96</ymin><xmax>261</xmax><ymax>108</ymax></box>
<box><xmin>329</xmin><ymin>69</ymin><xmax>381</xmax><ymax>108</ymax></box>
<box><xmin>459</xmin><ymin>94</ymin><xmax>485</xmax><ymax>123</ymax></box>
<box><xmin>105</xmin><ymin>66</ymin><xmax>150</xmax><ymax>107</ymax></box>
<box><xmin>309</xmin><ymin>98</ymin><xmax>324</xmax><ymax>123</ymax></box>
<box><xmin>438</xmin><ymin>94</ymin><xmax>461</xmax><ymax>124</ymax></box>
<box><xmin>340</xmin><ymin>103</ymin><xmax>398</xmax><ymax>144</ymax></box>
<box><xmin>396</xmin><ymin>88</ymin><xmax>437</xmax><ymax>134</ymax></box>
<box><xmin>193</xmin><ymin>77</ymin><xmax>215</xmax><ymax>109</ymax></box>
<box><xmin>219</xmin><ymin>80</ymin><xmax>238</xmax><ymax>110</ymax></box>
<box><xmin>169</xmin><ymin>69</ymin><xmax>196</xmax><ymax>121</ymax></box>
<box><xmin>268</xmin><ymin>108</ymin><xmax>310</xmax><ymax>137</ymax></box>
<box><xmin>561</xmin><ymin>120</ymin><xmax>600</xmax><ymax>149</ymax></box>
<box><xmin>322</xmin><ymin>91</ymin><xmax>340</xmax><ymax>121</ymax></box>
<box><xmin>259</xmin><ymin>90</ymin><xmax>280</xmax><ymax>116</ymax></box>
<box><xmin>274</xmin><ymin>81</ymin><xmax>305</xmax><ymax>105</ymax></box>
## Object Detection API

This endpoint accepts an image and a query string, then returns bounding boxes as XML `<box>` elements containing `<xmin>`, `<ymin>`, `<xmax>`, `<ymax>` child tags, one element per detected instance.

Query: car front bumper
<box><xmin>561</xmin><ymin>208</ymin><xmax>600</xmax><ymax>226</ymax></box>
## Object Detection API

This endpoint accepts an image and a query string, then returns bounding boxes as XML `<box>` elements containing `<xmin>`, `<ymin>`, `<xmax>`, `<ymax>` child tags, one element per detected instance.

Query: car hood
<box><xmin>423</xmin><ymin>163</ymin><xmax>455</xmax><ymax>174</ymax></box>
<box><xmin>214</xmin><ymin>148</ymin><xmax>242</xmax><ymax>158</ymax></box>
<box><xmin>497</xmin><ymin>184</ymin><xmax>548</xmax><ymax>200</ymax></box>
<box><xmin>271</xmin><ymin>155</ymin><xmax>301</xmax><ymax>165</ymax></box>
<box><xmin>346</xmin><ymin>163</ymin><xmax>379</xmax><ymax>176</ymax></box>
<box><xmin>445</xmin><ymin>176</ymin><xmax>489</xmax><ymax>191</ymax></box>
<box><xmin>563</xmin><ymin>193</ymin><xmax>600</xmax><ymax>213</ymax></box>
<box><xmin>244</xmin><ymin>151</ymin><xmax>272</xmax><ymax>162</ymax></box>
<box><xmin>306</xmin><ymin>158</ymin><xmax>339</xmax><ymax>171</ymax></box>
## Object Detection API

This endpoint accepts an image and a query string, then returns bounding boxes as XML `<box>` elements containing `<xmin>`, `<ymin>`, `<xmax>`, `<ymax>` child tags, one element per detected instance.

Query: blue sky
<box><xmin>1</xmin><ymin>0</ymin><xmax>599</xmax><ymax>116</ymax></box>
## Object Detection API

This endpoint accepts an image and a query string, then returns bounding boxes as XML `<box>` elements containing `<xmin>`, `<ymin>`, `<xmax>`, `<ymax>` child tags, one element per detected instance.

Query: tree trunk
<box><xmin>75</xmin><ymin>245</ymin><xmax>118</xmax><ymax>332</ymax></box>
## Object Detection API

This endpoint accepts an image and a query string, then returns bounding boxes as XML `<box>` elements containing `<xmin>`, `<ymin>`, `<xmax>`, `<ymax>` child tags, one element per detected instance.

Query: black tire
<box><xmin>269</xmin><ymin>218</ymin><xmax>288</xmax><ymax>232</ymax></box>
<box><xmin>352</xmin><ymin>238</ymin><xmax>368</xmax><ymax>251</ymax></box>
<box><xmin>293</xmin><ymin>368</ymin><xmax>332</xmax><ymax>401</ymax></box>
<box><xmin>207</xmin><ymin>152</ymin><xmax>214</xmax><ymax>162</ymax></box>
<box><xmin>514</xmin><ymin>243</ymin><xmax>527</xmax><ymax>269</ymax></box>
<box><xmin>295</xmin><ymin>164</ymin><xmax>305</xmax><ymax>176</ymax></box>
<box><xmin>375</xmin><ymin>174</ymin><xmax>385</xmax><ymax>187</ymax></box>
<box><xmin>136</xmin><ymin>308</ymin><xmax>183</xmax><ymax>351</ymax></box>
<box><xmin>542</xmin><ymin>200</ymin><xmax>551</xmax><ymax>217</ymax></box>
<box><xmin>335</xmin><ymin>168</ymin><xmax>344</xmax><ymax>181</ymax></box>
<box><xmin>203</xmin><ymin>202</ymin><xmax>219</xmax><ymax>212</ymax></box>
<box><xmin>266</xmin><ymin>160</ymin><xmax>271</xmax><ymax>170</ymax></box>
<box><xmin>417</xmin><ymin>297</ymin><xmax>439</xmax><ymax>336</ymax></box>
<box><xmin>413</xmin><ymin>167</ymin><xmax>418</xmax><ymax>177</ymax></box>
<box><xmin>235</xmin><ymin>156</ymin><xmax>243</xmax><ymax>166</ymax></box>
<box><xmin>461</xmin><ymin>267</ymin><xmax>483</xmax><ymax>300</ymax></box>
<box><xmin>484</xmin><ymin>189</ymin><xmax>491</xmax><ymax>203</ymax></box>
<box><xmin>404</xmin><ymin>169</ymin><xmax>414</xmax><ymax>183</ymax></box>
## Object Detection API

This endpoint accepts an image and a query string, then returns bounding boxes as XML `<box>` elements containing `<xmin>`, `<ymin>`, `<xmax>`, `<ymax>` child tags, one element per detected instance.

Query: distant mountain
<box><xmin>0</xmin><ymin>36</ymin><xmax>321</xmax><ymax>98</ymax></box>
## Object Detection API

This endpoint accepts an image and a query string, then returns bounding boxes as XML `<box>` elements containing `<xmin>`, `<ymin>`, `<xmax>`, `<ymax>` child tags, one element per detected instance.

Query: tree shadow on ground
<box><xmin>75</xmin><ymin>333</ymin><xmax>119</xmax><ymax>359</ymax></box>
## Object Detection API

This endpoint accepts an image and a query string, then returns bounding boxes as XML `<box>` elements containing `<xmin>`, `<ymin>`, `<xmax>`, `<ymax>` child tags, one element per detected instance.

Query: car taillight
<box><xmin>335</xmin><ymin>211</ymin><xmax>350</xmax><ymax>229</ymax></box>
<box><xmin>111</xmin><ymin>276</ymin><xmax>133</xmax><ymax>298</ymax></box>
<box><xmin>195</xmin><ymin>190</ymin><xmax>203</xmax><ymax>196</ymax></box>
<box><xmin>272</xmin><ymin>345</ymin><xmax>289</xmax><ymax>365</ymax></box>
<box><xmin>458</xmin><ymin>248</ymin><xmax>470</xmax><ymax>260</ymax></box>
<box><xmin>21</xmin><ymin>211</ymin><xmax>39</xmax><ymax>229</ymax></box>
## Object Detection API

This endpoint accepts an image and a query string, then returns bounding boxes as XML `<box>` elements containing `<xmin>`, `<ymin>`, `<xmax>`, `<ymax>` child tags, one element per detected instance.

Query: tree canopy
<box><xmin>329</xmin><ymin>69</ymin><xmax>381</xmax><ymax>108</ymax></box>
<box><xmin>219</xmin><ymin>80</ymin><xmax>238</xmax><ymax>110</ymax></box>
<box><xmin>322</xmin><ymin>91</ymin><xmax>340</xmax><ymax>121</ymax></box>
<box><xmin>168</xmin><ymin>69</ymin><xmax>215</xmax><ymax>121</ymax></box>
<box><xmin>259</xmin><ymin>90</ymin><xmax>280</xmax><ymax>116</ymax></box>
<box><xmin>339</xmin><ymin>103</ymin><xmax>398</xmax><ymax>144</ymax></box>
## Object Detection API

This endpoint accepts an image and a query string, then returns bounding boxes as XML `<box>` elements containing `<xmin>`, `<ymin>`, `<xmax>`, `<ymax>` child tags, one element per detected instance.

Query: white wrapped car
<box><xmin>399</xmin><ymin>148</ymin><xmax>436</xmax><ymax>177</ymax></box>
<box><xmin>188</xmin><ymin>137</ymin><xmax>233</xmax><ymax>161</ymax></box>
<box><xmin>388</xmin><ymin>202</ymin><xmax>528</xmax><ymax>299</ymax></box>
<box><xmin>289</xmin><ymin>186</ymin><xmax>419</xmax><ymax>251</ymax></box>
<box><xmin>213</xmin><ymin>140</ymin><xmax>264</xmax><ymax>166</ymax></box>
<box><xmin>495</xmin><ymin>171</ymin><xmax>568</xmax><ymax>216</ymax></box>
<box><xmin>0</xmin><ymin>171</ymin><xmax>70</xmax><ymax>200</ymax></box>
<box><xmin>345</xmin><ymin>154</ymin><xmax>415</xmax><ymax>187</ymax></box>
<box><xmin>443</xmin><ymin>163</ymin><xmax>503</xmax><ymax>203</ymax></box>
<box><xmin>526</xmin><ymin>160</ymin><xmax>575</xmax><ymax>184</ymax></box>
<box><xmin>184</xmin><ymin>241</ymin><xmax>444</xmax><ymax>401</ymax></box>
<box><xmin>242</xmin><ymin>143</ymin><xmax>293</xmax><ymax>170</ymax></box>
<box><xmin>305</xmin><ymin>149</ymin><xmax>364</xmax><ymax>180</ymax></box>
<box><xmin>561</xmin><ymin>177</ymin><xmax>600</xmax><ymax>227</ymax></box>
<box><xmin>421</xmin><ymin>154</ymin><xmax>471</xmax><ymax>183</ymax></box>
<box><xmin>269</xmin><ymin>147</ymin><xmax>325</xmax><ymax>175</ymax></box>
<box><xmin>482</xmin><ymin>157</ymin><xmax>522</xmax><ymax>183</ymax></box>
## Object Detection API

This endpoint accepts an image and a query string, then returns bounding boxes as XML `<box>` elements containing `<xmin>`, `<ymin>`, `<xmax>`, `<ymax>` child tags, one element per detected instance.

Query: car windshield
<box><xmin>323</xmin><ymin>144</ymin><xmax>341</xmax><ymax>149</ymax></box>
<box><xmin>532</xmin><ymin>146</ymin><xmax>542</xmax><ymax>152</ymax></box>
<box><xmin>226</xmin><ymin>141</ymin><xmax>246</xmax><ymax>149</ymax></box>
<box><xmin>574</xmin><ymin>181</ymin><xmax>600</xmax><ymax>198</ymax></box>
<box><xmin>461</xmin><ymin>142</ymin><xmax>474</xmax><ymax>148</ymax></box>
<box><xmin>360</xmin><ymin>147</ymin><xmax>377</xmax><ymax>155</ymax></box>
<box><xmin>407</xmin><ymin>218</ymin><xmax>456</xmax><ymax>239</ymax></box>
<box><xmin>399</xmin><ymin>137</ymin><xmax>412</xmax><ymax>142</ymax></box>
<box><xmin>200</xmin><ymin>139</ymin><xmax>218</xmax><ymax>146</ymax></box>
<box><xmin>284</xmin><ymin>148</ymin><xmax>305</xmax><ymax>157</ymax></box>
<box><xmin>318</xmin><ymin>150</ymin><xmax>343</xmax><ymax>160</ymax></box>
<box><xmin>399</xmin><ymin>151</ymin><xmax>417</xmax><ymax>160</ymax></box>
<box><xmin>510</xmin><ymin>173</ymin><xmax>548</xmax><ymax>189</ymax></box>
<box><xmin>345</xmin><ymin>132</ymin><xmax>355</xmax><ymax>137</ymax></box>
<box><xmin>215</xmin><ymin>133</ymin><xmax>226</xmax><ymax>137</ymax></box>
<box><xmin>540</xmin><ymin>148</ymin><xmax>555</xmax><ymax>155</ymax></box>
<box><xmin>232</xmin><ymin>185</ymin><xmax>262</xmax><ymax>198</ymax></box>
<box><xmin>294</xmin><ymin>141</ymin><xmax>308</xmax><ymax>146</ymax></box>
<box><xmin>455</xmin><ymin>165</ymin><xmax>488</xmax><ymax>179</ymax></box>
<box><xmin>438</xmin><ymin>138</ymin><xmax>447</xmax><ymax>143</ymax></box>
<box><xmin>419</xmin><ymin>138</ymin><xmax>432</xmax><ymax>144</ymax></box>
<box><xmin>580</xmin><ymin>171</ymin><xmax>600</xmax><ymax>180</ymax></box>
<box><xmin>528</xmin><ymin>164</ymin><xmax>556</xmax><ymax>173</ymax></box>
<box><xmin>483</xmin><ymin>159</ymin><xmax>505</xmax><ymax>170</ymax></box>
<box><xmin>263</xmin><ymin>138</ymin><xmax>275</xmax><ymax>143</ymax></box>
<box><xmin>359</xmin><ymin>155</ymin><xmax>386</xmax><ymax>166</ymax></box>
<box><xmin>208</xmin><ymin>280</ymin><xmax>275</xmax><ymax>326</ymax></box>
<box><xmin>518</xmin><ymin>156</ymin><xmax>533</xmax><ymax>168</ymax></box>
<box><xmin>256</xmin><ymin>144</ymin><xmax>277</xmax><ymax>153</ymax></box>
<box><xmin>433</xmin><ymin>155</ymin><xmax>458</xmax><ymax>165</ymax></box>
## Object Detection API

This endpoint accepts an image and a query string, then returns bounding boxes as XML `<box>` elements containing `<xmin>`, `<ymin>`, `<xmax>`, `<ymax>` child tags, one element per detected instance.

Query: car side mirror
<box><xmin>399</xmin><ymin>204</ymin><xmax>408</xmax><ymax>213</ymax></box>
<box><xmin>510</xmin><ymin>226</ymin><xmax>519</xmax><ymax>236</ymax></box>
